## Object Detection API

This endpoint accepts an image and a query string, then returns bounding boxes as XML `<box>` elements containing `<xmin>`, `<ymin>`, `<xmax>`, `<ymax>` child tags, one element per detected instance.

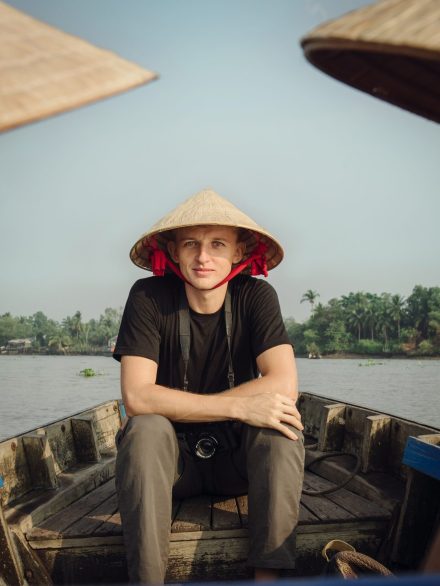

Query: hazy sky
<box><xmin>1</xmin><ymin>0</ymin><xmax>439</xmax><ymax>324</ymax></box>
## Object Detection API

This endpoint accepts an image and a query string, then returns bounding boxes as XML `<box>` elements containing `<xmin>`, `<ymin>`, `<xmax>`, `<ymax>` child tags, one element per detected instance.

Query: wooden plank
<box><xmin>22</xmin><ymin>434</ymin><xmax>58</xmax><ymax>490</ymax></box>
<box><xmin>79</xmin><ymin>403</ymin><xmax>120</xmax><ymax>453</ymax></box>
<box><xmin>211</xmin><ymin>497</ymin><xmax>241</xmax><ymax>530</ymax></box>
<box><xmin>361</xmin><ymin>414</ymin><xmax>391</xmax><ymax>473</ymax></box>
<box><xmin>318</xmin><ymin>404</ymin><xmax>346</xmax><ymax>452</ymax></box>
<box><xmin>298</xmin><ymin>503</ymin><xmax>320</xmax><ymax>523</ymax></box>
<box><xmin>0</xmin><ymin>437</ymin><xmax>33</xmax><ymax>507</ymax></box>
<box><xmin>93</xmin><ymin>510</ymin><xmax>122</xmax><ymax>536</ymax></box>
<box><xmin>171</xmin><ymin>495</ymin><xmax>212</xmax><ymax>533</ymax></box>
<box><xmin>63</xmin><ymin>493</ymin><xmax>118</xmax><ymax>536</ymax></box>
<box><xmin>71</xmin><ymin>417</ymin><xmax>101</xmax><ymax>463</ymax></box>
<box><xmin>44</xmin><ymin>421</ymin><xmax>77</xmax><ymax>475</ymax></box>
<box><xmin>297</xmin><ymin>394</ymin><xmax>337</xmax><ymax>440</ymax></box>
<box><xmin>10</xmin><ymin>528</ymin><xmax>53</xmax><ymax>586</ymax></box>
<box><xmin>300</xmin><ymin>476</ymin><xmax>354</xmax><ymax>522</ymax></box>
<box><xmin>305</xmin><ymin>450</ymin><xmax>403</xmax><ymax>511</ymax></box>
<box><xmin>342</xmin><ymin>405</ymin><xmax>376</xmax><ymax>456</ymax></box>
<box><xmin>166</xmin><ymin>534</ymin><xmax>250</xmax><ymax>583</ymax></box>
<box><xmin>403</xmin><ymin>435</ymin><xmax>440</xmax><ymax>480</ymax></box>
<box><xmin>34</xmin><ymin>520</ymin><xmax>389</xmax><ymax>583</ymax></box>
<box><xmin>28</xmin><ymin>479</ymin><xmax>116</xmax><ymax>539</ymax></box>
<box><xmin>303</xmin><ymin>471</ymin><xmax>390</xmax><ymax>520</ymax></box>
<box><xmin>0</xmin><ymin>493</ymin><xmax>24</xmax><ymax>586</ymax></box>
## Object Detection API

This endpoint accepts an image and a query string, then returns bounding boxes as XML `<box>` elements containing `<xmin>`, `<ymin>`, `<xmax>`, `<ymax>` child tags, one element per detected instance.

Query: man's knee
<box><xmin>118</xmin><ymin>414</ymin><xmax>176</xmax><ymax>455</ymax></box>
<box><xmin>247</xmin><ymin>427</ymin><xmax>305</xmax><ymax>471</ymax></box>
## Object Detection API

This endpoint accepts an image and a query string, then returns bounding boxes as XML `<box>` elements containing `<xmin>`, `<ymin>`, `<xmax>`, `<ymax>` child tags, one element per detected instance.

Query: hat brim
<box><xmin>130</xmin><ymin>223</ymin><xmax>284</xmax><ymax>274</ymax></box>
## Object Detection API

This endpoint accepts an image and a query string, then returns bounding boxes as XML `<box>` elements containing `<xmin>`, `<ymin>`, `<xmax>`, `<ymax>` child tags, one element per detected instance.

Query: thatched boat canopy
<box><xmin>0</xmin><ymin>1</ymin><xmax>157</xmax><ymax>132</ymax></box>
<box><xmin>301</xmin><ymin>0</ymin><xmax>440</xmax><ymax>123</ymax></box>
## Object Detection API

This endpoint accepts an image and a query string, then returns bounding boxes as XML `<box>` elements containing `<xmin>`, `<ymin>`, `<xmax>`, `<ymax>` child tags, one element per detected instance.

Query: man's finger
<box><xmin>279</xmin><ymin>413</ymin><xmax>303</xmax><ymax>431</ymax></box>
<box><xmin>274</xmin><ymin>422</ymin><xmax>299</xmax><ymax>441</ymax></box>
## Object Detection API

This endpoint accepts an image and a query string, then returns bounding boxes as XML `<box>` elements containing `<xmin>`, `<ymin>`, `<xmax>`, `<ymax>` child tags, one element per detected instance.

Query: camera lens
<box><xmin>195</xmin><ymin>435</ymin><xmax>218</xmax><ymax>459</ymax></box>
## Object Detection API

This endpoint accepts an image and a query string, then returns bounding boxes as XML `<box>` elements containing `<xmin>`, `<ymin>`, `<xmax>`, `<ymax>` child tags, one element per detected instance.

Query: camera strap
<box><xmin>179</xmin><ymin>286</ymin><xmax>235</xmax><ymax>392</ymax></box>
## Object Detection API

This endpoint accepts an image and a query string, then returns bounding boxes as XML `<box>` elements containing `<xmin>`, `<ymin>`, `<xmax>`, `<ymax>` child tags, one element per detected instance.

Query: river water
<box><xmin>0</xmin><ymin>355</ymin><xmax>439</xmax><ymax>440</ymax></box>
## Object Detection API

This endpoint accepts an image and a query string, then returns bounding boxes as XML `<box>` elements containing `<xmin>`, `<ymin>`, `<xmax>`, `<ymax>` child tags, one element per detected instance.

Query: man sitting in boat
<box><xmin>113</xmin><ymin>188</ymin><xmax>305</xmax><ymax>584</ymax></box>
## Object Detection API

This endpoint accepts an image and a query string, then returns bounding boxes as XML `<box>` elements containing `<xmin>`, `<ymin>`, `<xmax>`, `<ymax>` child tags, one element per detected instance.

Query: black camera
<box><xmin>194</xmin><ymin>433</ymin><xmax>218</xmax><ymax>459</ymax></box>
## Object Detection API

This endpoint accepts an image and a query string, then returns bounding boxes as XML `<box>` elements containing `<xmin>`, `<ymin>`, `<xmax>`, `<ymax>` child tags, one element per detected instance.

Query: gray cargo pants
<box><xmin>115</xmin><ymin>414</ymin><xmax>304</xmax><ymax>584</ymax></box>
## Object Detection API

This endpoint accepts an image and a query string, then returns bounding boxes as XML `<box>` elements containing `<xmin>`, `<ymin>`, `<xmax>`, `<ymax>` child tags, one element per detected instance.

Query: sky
<box><xmin>1</xmin><ymin>0</ymin><xmax>439</xmax><ymax>324</ymax></box>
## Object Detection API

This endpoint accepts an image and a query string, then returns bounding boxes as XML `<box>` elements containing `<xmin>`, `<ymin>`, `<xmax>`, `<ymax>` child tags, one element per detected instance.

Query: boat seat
<box><xmin>25</xmin><ymin>469</ymin><xmax>393</xmax><ymax>583</ymax></box>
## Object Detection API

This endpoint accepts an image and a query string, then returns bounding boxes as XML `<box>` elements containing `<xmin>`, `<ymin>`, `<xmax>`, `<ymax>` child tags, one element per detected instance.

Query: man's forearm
<box><xmin>123</xmin><ymin>372</ymin><xmax>296</xmax><ymax>423</ymax></box>
<box><xmin>222</xmin><ymin>373</ymin><xmax>298</xmax><ymax>401</ymax></box>
<box><xmin>123</xmin><ymin>382</ymin><xmax>239</xmax><ymax>421</ymax></box>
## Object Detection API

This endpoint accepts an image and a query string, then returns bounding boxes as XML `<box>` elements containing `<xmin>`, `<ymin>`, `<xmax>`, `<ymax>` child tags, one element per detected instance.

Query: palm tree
<box><xmin>347</xmin><ymin>307</ymin><xmax>364</xmax><ymax>342</ymax></box>
<box><xmin>301</xmin><ymin>290</ymin><xmax>320</xmax><ymax>313</ymax></box>
<box><xmin>390</xmin><ymin>294</ymin><xmax>405</xmax><ymax>340</ymax></box>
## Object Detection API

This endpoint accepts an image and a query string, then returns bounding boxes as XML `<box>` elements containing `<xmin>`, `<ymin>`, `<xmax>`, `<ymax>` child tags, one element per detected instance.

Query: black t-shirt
<box><xmin>114</xmin><ymin>274</ymin><xmax>289</xmax><ymax>394</ymax></box>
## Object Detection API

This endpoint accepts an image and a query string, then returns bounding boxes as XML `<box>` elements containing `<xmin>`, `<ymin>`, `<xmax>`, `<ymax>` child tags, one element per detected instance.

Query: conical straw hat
<box><xmin>301</xmin><ymin>0</ymin><xmax>440</xmax><ymax>123</ymax></box>
<box><xmin>130</xmin><ymin>189</ymin><xmax>284</xmax><ymax>273</ymax></box>
<box><xmin>0</xmin><ymin>1</ymin><xmax>157</xmax><ymax>132</ymax></box>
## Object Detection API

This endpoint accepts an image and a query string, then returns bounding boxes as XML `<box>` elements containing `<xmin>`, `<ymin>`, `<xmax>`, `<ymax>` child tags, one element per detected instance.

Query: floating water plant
<box><xmin>80</xmin><ymin>368</ymin><xmax>96</xmax><ymax>377</ymax></box>
<box><xmin>358</xmin><ymin>359</ymin><xmax>384</xmax><ymax>367</ymax></box>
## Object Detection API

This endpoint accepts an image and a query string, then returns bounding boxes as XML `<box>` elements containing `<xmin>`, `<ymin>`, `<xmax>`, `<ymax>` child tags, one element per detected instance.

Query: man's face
<box><xmin>167</xmin><ymin>225</ymin><xmax>244</xmax><ymax>290</ymax></box>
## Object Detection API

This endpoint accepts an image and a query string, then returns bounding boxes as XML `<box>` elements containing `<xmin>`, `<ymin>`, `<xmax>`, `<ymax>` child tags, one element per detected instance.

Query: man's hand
<box><xmin>237</xmin><ymin>392</ymin><xmax>303</xmax><ymax>441</ymax></box>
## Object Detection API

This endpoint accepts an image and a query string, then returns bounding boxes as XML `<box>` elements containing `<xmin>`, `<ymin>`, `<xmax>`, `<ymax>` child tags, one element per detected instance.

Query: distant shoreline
<box><xmin>0</xmin><ymin>351</ymin><xmax>113</xmax><ymax>357</ymax></box>
<box><xmin>1</xmin><ymin>352</ymin><xmax>439</xmax><ymax>360</ymax></box>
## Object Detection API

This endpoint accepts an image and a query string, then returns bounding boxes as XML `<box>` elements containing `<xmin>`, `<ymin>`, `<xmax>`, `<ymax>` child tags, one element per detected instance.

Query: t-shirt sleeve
<box><xmin>248</xmin><ymin>280</ymin><xmax>290</xmax><ymax>359</ymax></box>
<box><xmin>113</xmin><ymin>280</ymin><xmax>161</xmax><ymax>363</ymax></box>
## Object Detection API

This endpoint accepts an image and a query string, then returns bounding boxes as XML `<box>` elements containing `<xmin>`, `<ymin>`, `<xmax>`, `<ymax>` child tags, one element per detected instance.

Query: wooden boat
<box><xmin>1</xmin><ymin>392</ymin><xmax>439</xmax><ymax>584</ymax></box>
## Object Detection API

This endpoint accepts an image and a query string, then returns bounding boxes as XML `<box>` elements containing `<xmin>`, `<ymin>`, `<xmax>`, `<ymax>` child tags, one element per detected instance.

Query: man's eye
<box><xmin>212</xmin><ymin>241</ymin><xmax>225</xmax><ymax>248</ymax></box>
<box><xmin>184</xmin><ymin>241</ymin><xmax>197</xmax><ymax>248</ymax></box>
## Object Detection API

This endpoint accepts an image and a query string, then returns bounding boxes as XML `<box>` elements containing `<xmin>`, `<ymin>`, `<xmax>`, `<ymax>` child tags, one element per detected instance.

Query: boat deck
<box><xmin>25</xmin><ymin>468</ymin><xmax>392</xmax><ymax>584</ymax></box>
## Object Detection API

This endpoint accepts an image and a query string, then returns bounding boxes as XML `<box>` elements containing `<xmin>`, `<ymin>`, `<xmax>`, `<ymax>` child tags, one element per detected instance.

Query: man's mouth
<box><xmin>193</xmin><ymin>268</ymin><xmax>214</xmax><ymax>275</ymax></box>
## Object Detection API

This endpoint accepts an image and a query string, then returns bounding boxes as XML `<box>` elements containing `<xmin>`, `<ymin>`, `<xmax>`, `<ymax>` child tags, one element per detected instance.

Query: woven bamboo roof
<box><xmin>0</xmin><ymin>1</ymin><xmax>157</xmax><ymax>132</ymax></box>
<box><xmin>301</xmin><ymin>0</ymin><xmax>440</xmax><ymax>122</ymax></box>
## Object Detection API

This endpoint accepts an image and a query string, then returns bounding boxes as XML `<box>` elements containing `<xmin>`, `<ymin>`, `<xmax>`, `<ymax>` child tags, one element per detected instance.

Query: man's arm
<box><xmin>121</xmin><ymin>344</ymin><xmax>302</xmax><ymax>440</ymax></box>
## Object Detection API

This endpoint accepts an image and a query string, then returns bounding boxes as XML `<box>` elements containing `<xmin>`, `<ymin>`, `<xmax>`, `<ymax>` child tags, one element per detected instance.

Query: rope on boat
<box><xmin>302</xmin><ymin>447</ymin><xmax>361</xmax><ymax>496</ymax></box>
<box><xmin>322</xmin><ymin>540</ymin><xmax>394</xmax><ymax>577</ymax></box>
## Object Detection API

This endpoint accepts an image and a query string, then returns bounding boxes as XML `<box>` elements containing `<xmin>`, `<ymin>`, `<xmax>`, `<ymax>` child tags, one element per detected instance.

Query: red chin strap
<box><xmin>146</xmin><ymin>236</ymin><xmax>268</xmax><ymax>290</ymax></box>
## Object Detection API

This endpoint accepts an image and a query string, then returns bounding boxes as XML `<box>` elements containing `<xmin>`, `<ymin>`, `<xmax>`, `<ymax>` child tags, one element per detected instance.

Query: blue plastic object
<box><xmin>403</xmin><ymin>436</ymin><xmax>440</xmax><ymax>481</ymax></box>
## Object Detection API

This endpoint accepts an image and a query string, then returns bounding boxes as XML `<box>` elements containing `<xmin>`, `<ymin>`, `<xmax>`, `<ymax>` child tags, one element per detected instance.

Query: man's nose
<box><xmin>196</xmin><ymin>244</ymin><xmax>210</xmax><ymax>263</ymax></box>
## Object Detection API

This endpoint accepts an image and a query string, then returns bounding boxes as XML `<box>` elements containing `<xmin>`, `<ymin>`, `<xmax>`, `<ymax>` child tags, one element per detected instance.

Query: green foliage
<box><xmin>80</xmin><ymin>368</ymin><xmax>96</xmax><ymax>377</ymax></box>
<box><xmin>352</xmin><ymin>339</ymin><xmax>384</xmax><ymax>355</ymax></box>
<box><xmin>306</xmin><ymin>341</ymin><xmax>321</xmax><ymax>357</ymax></box>
<box><xmin>285</xmin><ymin>284</ymin><xmax>440</xmax><ymax>357</ymax></box>
<box><xmin>415</xmin><ymin>340</ymin><xmax>435</xmax><ymax>356</ymax></box>
<box><xmin>0</xmin><ymin>307</ymin><xmax>123</xmax><ymax>354</ymax></box>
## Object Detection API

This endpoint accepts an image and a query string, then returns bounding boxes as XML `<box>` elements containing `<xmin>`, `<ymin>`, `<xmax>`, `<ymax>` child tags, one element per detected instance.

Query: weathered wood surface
<box><xmin>22</xmin><ymin>434</ymin><xmax>58</xmax><ymax>490</ymax></box>
<box><xmin>0</xmin><ymin>400</ymin><xmax>121</xmax><ymax>508</ymax></box>
<box><xmin>0</xmin><ymin>498</ymin><xmax>24</xmax><ymax>586</ymax></box>
<box><xmin>71</xmin><ymin>418</ymin><xmax>101</xmax><ymax>463</ymax></box>
<box><xmin>27</xmin><ymin>470</ymin><xmax>391</xmax><ymax>546</ymax></box>
<box><xmin>361</xmin><ymin>414</ymin><xmax>392</xmax><ymax>473</ymax></box>
<box><xmin>6</xmin><ymin>455</ymin><xmax>116</xmax><ymax>533</ymax></box>
<box><xmin>21</xmin><ymin>429</ymin><xmax>393</xmax><ymax>584</ymax></box>
<box><xmin>33</xmin><ymin>518</ymin><xmax>389</xmax><ymax>584</ymax></box>
<box><xmin>3</xmin><ymin>393</ymin><xmax>439</xmax><ymax>583</ymax></box>
<box><xmin>318</xmin><ymin>403</ymin><xmax>346</xmax><ymax>452</ymax></box>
